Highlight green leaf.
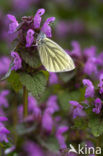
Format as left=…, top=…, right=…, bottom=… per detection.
left=88, top=116, right=103, bottom=137
left=8, top=71, right=22, bottom=92
left=58, top=91, right=70, bottom=112
left=74, top=118, right=87, bottom=130
left=37, top=136, right=59, bottom=153
left=58, top=90, right=82, bottom=112
left=19, top=72, right=48, bottom=99
left=15, top=43, right=41, bottom=68
left=58, top=71, right=76, bottom=83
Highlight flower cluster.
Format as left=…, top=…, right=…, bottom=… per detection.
left=11, top=51, right=22, bottom=71
left=0, top=56, right=10, bottom=76
left=0, top=117, right=10, bottom=143
left=69, top=101, right=86, bottom=119
left=68, top=41, right=103, bottom=78
left=6, top=8, right=55, bottom=72
left=7, top=8, right=55, bottom=42
left=42, top=95, right=59, bottom=132
left=1, top=6, right=103, bottom=156
left=18, top=94, right=69, bottom=153
left=69, top=73, right=103, bottom=119
left=18, top=95, right=41, bottom=122
left=0, top=90, right=10, bottom=142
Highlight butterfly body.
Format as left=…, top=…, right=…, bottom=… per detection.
left=37, top=32, right=75, bottom=72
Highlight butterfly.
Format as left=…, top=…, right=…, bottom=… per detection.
left=36, top=32, right=75, bottom=72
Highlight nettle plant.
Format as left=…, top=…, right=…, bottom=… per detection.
left=5, top=9, right=56, bottom=117
left=1, top=8, right=103, bottom=156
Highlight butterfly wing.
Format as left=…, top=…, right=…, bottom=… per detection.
left=38, top=37, right=75, bottom=72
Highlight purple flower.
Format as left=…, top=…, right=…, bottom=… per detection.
left=73, top=107, right=86, bottom=119
left=24, top=141, right=44, bottom=156
left=7, top=14, right=19, bottom=34
left=56, top=126, right=68, bottom=149
left=84, top=57, right=98, bottom=76
left=42, top=95, right=59, bottom=132
left=70, top=41, right=81, bottom=58
left=28, top=96, right=41, bottom=118
left=11, top=51, right=22, bottom=71
left=41, top=17, right=55, bottom=37
left=26, top=29, right=35, bottom=47
left=42, top=108, right=53, bottom=133
left=69, top=101, right=83, bottom=109
left=82, top=79, right=94, bottom=98
left=0, top=90, right=9, bottom=108
left=68, top=153, right=77, bottom=156
left=0, top=123, right=10, bottom=143
left=98, top=74, right=103, bottom=94
left=13, top=0, right=33, bottom=12
left=49, top=73, right=58, bottom=85
left=0, top=57, right=10, bottom=75
left=0, top=116, right=8, bottom=122
left=34, top=8, right=45, bottom=29
left=47, top=95, right=59, bottom=113
left=93, top=98, right=102, bottom=114
left=1, top=90, right=10, bottom=96
left=85, top=141, right=95, bottom=156
left=96, top=52, right=103, bottom=66
left=18, top=96, right=41, bottom=121
left=56, top=21, right=69, bottom=38
left=69, top=101, right=86, bottom=119
left=83, top=46, right=96, bottom=58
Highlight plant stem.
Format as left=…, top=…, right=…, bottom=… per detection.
left=23, top=86, right=28, bottom=118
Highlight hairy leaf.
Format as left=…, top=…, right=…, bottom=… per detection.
left=88, top=116, right=103, bottom=137
left=37, top=136, right=59, bottom=153
left=74, top=118, right=87, bottom=130
left=58, top=90, right=81, bottom=112
left=8, top=71, right=22, bottom=92
left=19, top=72, right=48, bottom=99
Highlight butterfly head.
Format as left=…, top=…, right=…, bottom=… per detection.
left=36, top=32, right=46, bottom=45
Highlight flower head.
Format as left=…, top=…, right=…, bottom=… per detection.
left=49, top=73, right=58, bottom=85
left=73, top=107, right=86, bottom=119
left=42, top=109, right=53, bottom=133
left=24, top=141, right=44, bottom=156
left=28, top=96, right=41, bottom=118
left=41, top=17, right=55, bottom=37
left=82, top=79, right=94, bottom=98
left=0, top=57, right=10, bottom=75
left=70, top=41, right=81, bottom=58
left=69, top=101, right=86, bottom=119
left=11, top=51, right=22, bottom=71
left=56, top=126, right=68, bottom=149
left=7, top=14, right=19, bottom=34
left=84, top=58, right=97, bottom=76
left=83, top=46, right=96, bottom=58
left=26, top=29, right=35, bottom=47
left=0, top=90, right=9, bottom=108
left=34, top=8, right=45, bottom=29
left=93, top=98, right=102, bottom=114
left=0, top=116, right=8, bottom=122
left=0, top=123, right=10, bottom=143
left=47, top=95, right=59, bottom=113
left=98, top=74, right=103, bottom=94
left=69, top=101, right=83, bottom=109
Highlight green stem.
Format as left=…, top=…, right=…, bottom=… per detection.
left=23, top=86, right=28, bottom=118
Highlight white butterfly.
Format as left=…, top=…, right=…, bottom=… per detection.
left=36, top=32, right=75, bottom=73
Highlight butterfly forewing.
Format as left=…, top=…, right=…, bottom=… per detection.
left=38, top=37, right=75, bottom=72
